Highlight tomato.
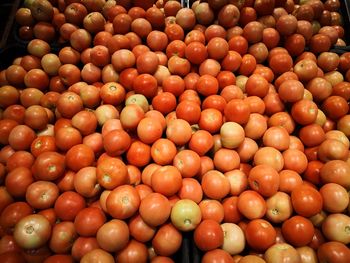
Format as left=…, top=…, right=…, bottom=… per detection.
left=25, top=181, right=59, bottom=209
left=248, top=164, right=280, bottom=197
left=54, top=191, right=86, bottom=221
left=151, top=165, right=182, bottom=197
left=317, top=241, right=350, bottom=263
left=115, top=239, right=148, bottom=263
left=137, top=117, right=163, bottom=145
left=129, top=214, right=156, bottom=242
left=188, top=130, right=214, bottom=156
left=291, top=184, right=323, bottom=217
left=197, top=200, right=223, bottom=225
left=320, top=183, right=349, bottom=213
left=266, top=191, right=293, bottom=224
left=281, top=216, right=315, bottom=247
left=13, top=214, right=51, bottom=250
left=151, top=138, right=177, bottom=165
left=322, top=213, right=350, bottom=244
left=245, top=219, right=276, bottom=251
left=202, top=249, right=234, bottom=263
left=30, top=135, right=56, bottom=158
left=224, top=99, right=251, bottom=125
left=8, top=125, right=36, bottom=151
left=237, top=190, right=266, bottom=220
left=222, top=197, right=243, bottom=224
left=106, top=185, right=140, bottom=219
left=152, top=223, right=182, bottom=256
left=49, top=221, right=77, bottom=254
left=245, top=74, right=270, bottom=98
left=283, top=149, right=308, bottom=174
left=65, top=144, right=95, bottom=172
left=74, top=207, right=106, bottom=237
left=74, top=166, right=101, bottom=198
left=139, top=192, right=171, bottom=227
left=322, top=95, right=349, bottom=120
left=213, top=149, right=239, bottom=173
left=254, top=147, right=284, bottom=172
left=102, top=129, right=131, bottom=157
left=201, top=170, right=230, bottom=200
left=96, top=219, right=129, bottom=252
left=0, top=202, right=33, bottom=234
left=32, top=151, right=65, bottom=181
left=5, top=167, right=33, bottom=198
left=194, top=219, right=224, bottom=251
left=265, top=243, right=301, bottom=263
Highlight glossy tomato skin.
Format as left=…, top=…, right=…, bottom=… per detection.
left=281, top=215, right=315, bottom=247
left=317, top=241, right=350, bottom=263
left=291, top=184, right=323, bottom=217
left=106, top=185, right=140, bottom=219
left=54, top=191, right=86, bottom=221
left=245, top=219, right=276, bottom=252
left=32, top=152, right=66, bottom=181
left=74, top=207, right=106, bottom=237
left=194, top=219, right=224, bottom=251
left=201, top=249, right=233, bottom=263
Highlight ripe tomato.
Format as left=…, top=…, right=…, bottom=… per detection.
left=139, top=192, right=171, bottom=227
left=129, top=214, right=156, bottom=242
left=201, top=170, right=230, bottom=200
left=151, top=165, right=182, bottom=197
left=248, top=164, right=280, bottom=197
left=152, top=223, right=182, bottom=256
left=291, top=184, right=323, bottom=217
left=106, top=185, right=140, bottom=219
left=245, top=219, right=276, bottom=251
left=237, top=190, right=266, bottom=220
left=96, top=157, right=128, bottom=190
left=54, top=191, right=86, bottom=221
left=74, top=207, right=106, bottom=237
left=281, top=215, right=315, bottom=247
left=32, top=151, right=65, bottom=181
left=194, top=219, right=224, bottom=251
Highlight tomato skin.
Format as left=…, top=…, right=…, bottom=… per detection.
left=54, top=191, right=86, bottom=221
left=139, top=192, right=171, bottom=227
left=151, top=165, right=182, bottom=197
left=194, top=219, right=224, bottom=251
left=96, top=157, right=128, bottom=190
left=0, top=202, right=33, bottom=234
left=13, top=214, right=52, bottom=250
left=291, top=184, right=323, bottom=217
left=49, top=221, right=77, bottom=254
left=106, top=185, right=140, bottom=220
left=281, top=215, right=315, bottom=247
left=317, top=241, right=350, bottom=263
left=201, top=249, right=233, bottom=263
left=237, top=190, right=267, bottom=220
left=248, top=164, right=280, bottom=197
left=65, top=144, right=95, bottom=172
left=245, top=219, right=276, bottom=252
left=152, top=223, right=182, bottom=257
left=74, top=207, right=106, bottom=237
left=31, top=151, right=65, bottom=181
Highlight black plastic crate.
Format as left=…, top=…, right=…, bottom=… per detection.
left=0, top=0, right=21, bottom=50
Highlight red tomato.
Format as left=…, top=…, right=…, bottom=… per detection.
left=106, top=185, right=140, bottom=219
left=74, top=207, right=106, bottom=237
left=194, top=219, right=224, bottom=251
left=281, top=215, right=315, bottom=247
left=245, top=219, right=276, bottom=251
left=291, top=184, right=323, bottom=217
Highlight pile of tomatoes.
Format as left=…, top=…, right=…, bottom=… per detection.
left=0, top=0, right=350, bottom=262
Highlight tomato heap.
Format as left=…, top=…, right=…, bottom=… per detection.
left=0, top=0, right=350, bottom=262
